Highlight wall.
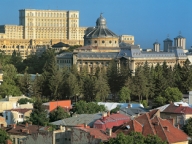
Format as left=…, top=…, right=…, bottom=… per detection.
left=171, top=141, right=188, bottom=144
left=23, top=132, right=53, bottom=144
left=71, top=128, right=101, bottom=144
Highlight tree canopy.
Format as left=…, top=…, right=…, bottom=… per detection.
left=49, top=106, right=70, bottom=122
left=73, top=100, right=106, bottom=114
left=106, top=132, right=167, bottom=144
left=0, top=128, right=11, bottom=144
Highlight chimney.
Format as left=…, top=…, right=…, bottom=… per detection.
left=84, top=123, right=87, bottom=128
left=13, top=124, right=16, bottom=129
left=107, top=111, right=110, bottom=117
left=25, top=123, right=28, bottom=128
left=106, top=128, right=112, bottom=136
left=177, top=124, right=180, bottom=129
left=179, top=104, right=182, bottom=107
left=102, top=112, right=107, bottom=120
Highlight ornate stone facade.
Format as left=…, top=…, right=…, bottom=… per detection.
left=0, top=9, right=87, bottom=59
left=57, top=14, right=188, bottom=73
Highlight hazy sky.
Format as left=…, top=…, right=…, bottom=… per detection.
left=1, top=0, right=192, bottom=49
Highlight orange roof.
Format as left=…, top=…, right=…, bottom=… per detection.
left=113, top=110, right=189, bottom=143
left=49, top=100, right=71, bottom=112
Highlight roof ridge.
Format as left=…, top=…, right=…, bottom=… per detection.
left=146, top=113, right=156, bottom=135
left=157, top=117, right=169, bottom=142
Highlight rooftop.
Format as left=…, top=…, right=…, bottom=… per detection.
left=113, top=109, right=189, bottom=143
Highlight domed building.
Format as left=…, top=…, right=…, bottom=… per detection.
left=84, top=14, right=119, bottom=47
left=57, top=14, right=188, bottom=73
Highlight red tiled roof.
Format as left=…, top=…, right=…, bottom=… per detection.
left=76, top=127, right=116, bottom=141
left=113, top=109, right=189, bottom=143
left=6, top=124, right=41, bottom=135
left=94, top=113, right=130, bottom=130
left=11, top=108, right=32, bottom=114
left=163, top=103, right=192, bottom=114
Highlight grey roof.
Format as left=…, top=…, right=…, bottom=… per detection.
left=117, top=45, right=187, bottom=59
left=56, top=52, right=73, bottom=59
left=163, top=38, right=173, bottom=42
left=175, top=35, right=185, bottom=39
left=51, top=113, right=102, bottom=127
left=173, top=47, right=187, bottom=57
left=52, top=42, right=69, bottom=47
left=84, top=14, right=118, bottom=38
left=77, top=52, right=119, bottom=59
left=153, top=41, right=160, bottom=45
left=119, top=107, right=148, bottom=117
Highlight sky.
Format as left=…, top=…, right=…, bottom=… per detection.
left=1, top=0, right=192, bottom=49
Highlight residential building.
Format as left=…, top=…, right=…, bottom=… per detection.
left=57, top=14, right=187, bottom=73
left=0, top=9, right=87, bottom=59
left=42, top=100, right=71, bottom=112
left=156, top=102, right=190, bottom=112
left=113, top=109, right=189, bottom=144
left=23, top=125, right=116, bottom=144
left=93, top=112, right=130, bottom=130
left=160, top=103, right=192, bottom=127
left=0, top=116, right=7, bottom=127
left=6, top=123, right=42, bottom=144
left=71, top=126, right=116, bottom=144
left=3, top=108, right=32, bottom=125
left=0, top=95, right=30, bottom=113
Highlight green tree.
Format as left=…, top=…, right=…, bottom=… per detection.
left=94, top=75, right=110, bottom=101
left=131, top=66, right=147, bottom=102
left=17, top=72, right=31, bottom=96
left=153, top=63, right=167, bottom=97
left=29, top=99, right=49, bottom=126
left=154, top=95, right=167, bottom=107
left=0, top=128, right=11, bottom=144
left=106, top=132, right=166, bottom=144
left=143, top=61, right=155, bottom=103
left=73, top=100, right=105, bottom=114
left=118, top=86, right=131, bottom=103
left=162, top=87, right=182, bottom=103
left=144, top=134, right=167, bottom=144
left=49, top=106, right=70, bottom=122
left=17, top=98, right=34, bottom=104
left=183, top=117, right=192, bottom=137
left=107, top=60, right=120, bottom=98
left=41, top=49, right=58, bottom=98
left=65, top=73, right=79, bottom=101
left=10, top=50, right=24, bottom=73
left=31, top=74, right=43, bottom=98
left=179, top=59, right=192, bottom=93
left=0, top=64, right=21, bottom=97
left=83, top=75, right=96, bottom=102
